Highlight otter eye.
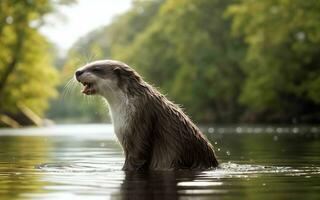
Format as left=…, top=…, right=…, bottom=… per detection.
left=92, top=67, right=102, bottom=73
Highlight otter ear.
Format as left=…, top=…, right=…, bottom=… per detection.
left=113, top=67, right=121, bottom=76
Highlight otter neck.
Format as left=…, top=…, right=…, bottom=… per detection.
left=101, top=88, right=128, bottom=107
left=101, top=88, right=133, bottom=144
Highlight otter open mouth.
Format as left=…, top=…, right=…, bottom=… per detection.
left=81, top=82, right=96, bottom=95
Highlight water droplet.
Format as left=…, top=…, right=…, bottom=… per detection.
left=236, top=127, right=242, bottom=133
left=292, top=127, right=299, bottom=134
left=208, top=127, right=214, bottom=134
left=273, top=135, right=278, bottom=141
left=217, top=148, right=220, bottom=152
left=226, top=151, right=230, bottom=156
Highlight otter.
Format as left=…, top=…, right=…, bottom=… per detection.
left=75, top=60, right=218, bottom=170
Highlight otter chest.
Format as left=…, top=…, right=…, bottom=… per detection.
left=109, top=102, right=134, bottom=144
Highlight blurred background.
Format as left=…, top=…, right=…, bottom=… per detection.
left=1, top=0, right=320, bottom=127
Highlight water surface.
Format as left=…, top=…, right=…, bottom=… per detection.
left=0, top=124, right=319, bottom=200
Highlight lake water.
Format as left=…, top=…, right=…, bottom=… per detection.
left=0, top=124, right=319, bottom=200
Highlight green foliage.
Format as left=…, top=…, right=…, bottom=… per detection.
left=1, top=30, right=58, bottom=115
left=114, top=0, right=246, bottom=122
left=48, top=0, right=165, bottom=123
left=46, top=28, right=110, bottom=123
left=0, top=0, right=75, bottom=117
left=227, top=0, right=320, bottom=121
left=50, top=0, right=320, bottom=123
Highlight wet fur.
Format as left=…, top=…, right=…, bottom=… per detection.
left=76, top=60, right=218, bottom=170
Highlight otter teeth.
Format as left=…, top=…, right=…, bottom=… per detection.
left=81, top=82, right=95, bottom=94
left=82, top=82, right=91, bottom=87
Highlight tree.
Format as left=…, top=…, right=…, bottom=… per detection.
left=47, top=0, right=164, bottom=123
left=0, top=0, right=75, bottom=118
left=54, top=0, right=320, bottom=123
left=117, top=0, right=245, bottom=123
left=227, top=0, right=320, bottom=122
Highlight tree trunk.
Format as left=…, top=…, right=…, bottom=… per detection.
left=0, top=25, right=26, bottom=110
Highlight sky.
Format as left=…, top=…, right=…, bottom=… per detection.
left=40, top=0, right=132, bottom=54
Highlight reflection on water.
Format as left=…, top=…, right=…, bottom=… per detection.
left=0, top=124, right=319, bottom=200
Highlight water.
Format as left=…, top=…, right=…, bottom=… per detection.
left=0, top=124, right=319, bottom=200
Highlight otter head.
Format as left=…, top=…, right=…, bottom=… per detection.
left=75, top=60, right=143, bottom=98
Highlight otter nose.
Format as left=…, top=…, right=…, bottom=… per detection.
left=75, top=70, right=84, bottom=77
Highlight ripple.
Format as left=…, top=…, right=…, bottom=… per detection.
left=201, top=162, right=320, bottom=178
left=35, top=161, right=122, bottom=172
